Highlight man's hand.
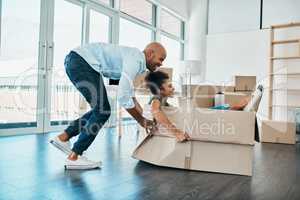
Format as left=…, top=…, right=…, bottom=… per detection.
left=141, top=119, right=157, bottom=135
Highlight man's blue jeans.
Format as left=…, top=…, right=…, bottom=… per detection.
left=64, top=51, right=111, bottom=155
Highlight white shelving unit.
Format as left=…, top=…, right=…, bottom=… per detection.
left=268, top=22, right=300, bottom=122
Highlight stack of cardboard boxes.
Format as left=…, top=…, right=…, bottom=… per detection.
left=179, top=75, right=257, bottom=109
left=231, top=76, right=296, bottom=144
left=132, top=75, right=258, bottom=176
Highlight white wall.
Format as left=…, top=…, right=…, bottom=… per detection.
left=263, top=0, right=300, bottom=28
left=207, top=0, right=300, bottom=33
left=206, top=30, right=270, bottom=118
left=208, top=0, right=261, bottom=34
left=206, top=30, right=269, bottom=84
left=185, top=0, right=300, bottom=122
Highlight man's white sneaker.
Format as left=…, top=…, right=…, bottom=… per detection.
left=64, top=157, right=102, bottom=170
left=50, top=136, right=72, bottom=155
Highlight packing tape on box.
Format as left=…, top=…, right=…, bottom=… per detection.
left=184, top=141, right=193, bottom=169
left=184, top=156, right=191, bottom=169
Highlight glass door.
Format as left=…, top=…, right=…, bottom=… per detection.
left=0, top=0, right=44, bottom=135
left=46, top=0, right=113, bottom=132
left=46, top=0, right=84, bottom=131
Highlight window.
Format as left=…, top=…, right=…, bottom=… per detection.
left=161, top=9, right=182, bottom=38
left=89, top=9, right=110, bottom=43
left=0, top=0, right=41, bottom=127
left=120, top=0, right=153, bottom=24
left=119, top=18, right=152, bottom=50
left=159, top=8, right=185, bottom=81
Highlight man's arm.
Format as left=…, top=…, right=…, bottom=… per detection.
left=117, top=49, right=155, bottom=131
left=126, top=97, right=155, bottom=129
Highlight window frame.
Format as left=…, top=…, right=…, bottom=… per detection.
left=115, top=0, right=186, bottom=59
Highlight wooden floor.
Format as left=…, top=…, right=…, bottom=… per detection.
left=0, top=123, right=300, bottom=200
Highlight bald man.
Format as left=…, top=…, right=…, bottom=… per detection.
left=50, top=42, right=167, bottom=170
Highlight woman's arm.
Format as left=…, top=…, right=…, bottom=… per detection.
left=151, top=99, right=178, bottom=131
left=151, top=99, right=190, bottom=141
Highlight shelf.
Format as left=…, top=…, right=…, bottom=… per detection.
left=270, top=88, right=300, bottom=93
left=269, top=22, right=300, bottom=119
left=271, top=22, right=300, bottom=29
left=272, top=39, right=300, bottom=45
left=271, top=105, right=300, bottom=108
left=272, top=88, right=300, bottom=91
left=271, top=56, right=300, bottom=60
left=271, top=73, right=300, bottom=76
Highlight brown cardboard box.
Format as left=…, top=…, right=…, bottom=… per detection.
left=132, top=106, right=256, bottom=176
left=182, top=85, right=235, bottom=96
left=160, top=106, right=256, bottom=145
left=178, top=96, right=215, bottom=108
left=234, top=76, right=256, bottom=91
left=261, top=120, right=296, bottom=144
left=132, top=136, right=253, bottom=176
left=224, top=86, right=235, bottom=92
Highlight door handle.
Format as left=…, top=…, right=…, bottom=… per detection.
left=38, top=41, right=47, bottom=73
left=46, top=42, right=54, bottom=72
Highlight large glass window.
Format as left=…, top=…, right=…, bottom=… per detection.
left=161, top=9, right=182, bottom=38
left=119, top=18, right=152, bottom=50
left=0, top=0, right=187, bottom=133
left=89, top=9, right=110, bottom=43
left=120, top=0, right=153, bottom=24
left=0, top=0, right=40, bottom=128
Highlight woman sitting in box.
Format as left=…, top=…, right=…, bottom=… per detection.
left=144, top=71, right=190, bottom=142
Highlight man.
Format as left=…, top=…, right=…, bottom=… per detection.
left=50, top=42, right=167, bottom=170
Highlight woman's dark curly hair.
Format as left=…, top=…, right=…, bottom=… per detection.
left=144, top=71, right=169, bottom=95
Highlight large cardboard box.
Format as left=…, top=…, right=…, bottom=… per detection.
left=132, top=106, right=256, bottom=176
left=133, top=136, right=253, bottom=176
left=261, top=120, right=296, bottom=144
left=159, top=107, right=256, bottom=144
left=234, top=76, right=256, bottom=91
